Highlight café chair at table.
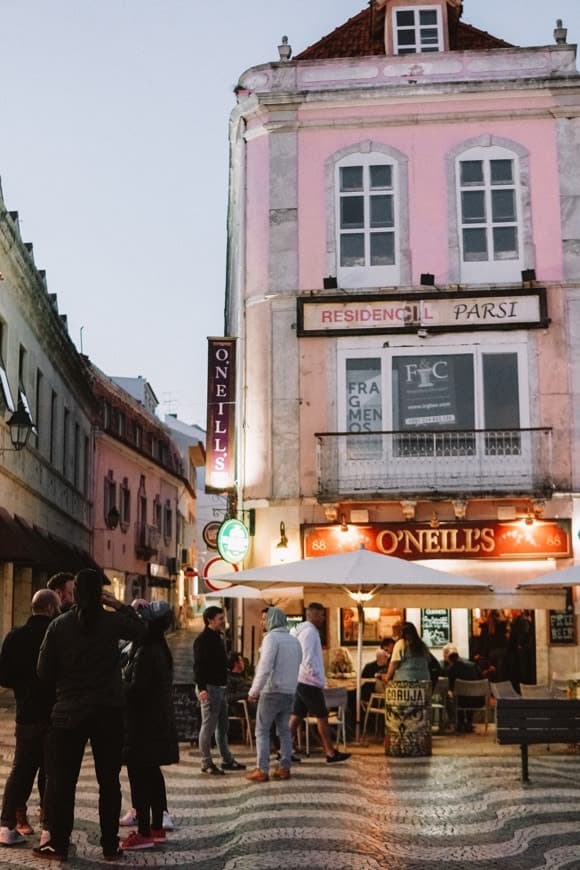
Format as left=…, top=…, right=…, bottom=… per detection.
left=432, top=676, right=450, bottom=731
left=520, top=683, right=552, bottom=699
left=454, top=678, right=491, bottom=732
left=300, top=687, right=347, bottom=756
left=552, top=671, right=580, bottom=699
left=228, top=699, right=253, bottom=750
left=362, top=690, right=385, bottom=739
left=490, top=681, right=521, bottom=700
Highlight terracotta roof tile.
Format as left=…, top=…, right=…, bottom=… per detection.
left=295, top=6, right=513, bottom=61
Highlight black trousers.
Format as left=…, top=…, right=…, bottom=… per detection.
left=128, top=766, right=167, bottom=815
left=47, top=708, right=123, bottom=854
left=126, top=764, right=166, bottom=836
left=0, top=723, right=49, bottom=828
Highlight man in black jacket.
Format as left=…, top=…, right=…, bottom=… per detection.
left=0, top=589, right=60, bottom=847
left=34, top=569, right=146, bottom=862
left=193, top=606, right=246, bottom=776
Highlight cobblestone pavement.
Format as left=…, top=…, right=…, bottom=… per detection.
left=0, top=631, right=579, bottom=869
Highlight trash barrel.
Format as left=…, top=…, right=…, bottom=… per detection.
left=384, top=680, right=432, bottom=757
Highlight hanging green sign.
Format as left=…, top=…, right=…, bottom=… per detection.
left=217, top=519, right=250, bottom=564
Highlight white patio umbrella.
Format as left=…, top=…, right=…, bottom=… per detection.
left=517, top=564, right=580, bottom=588
left=205, top=584, right=304, bottom=600
left=212, top=547, right=492, bottom=740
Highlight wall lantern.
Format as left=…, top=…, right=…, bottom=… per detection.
left=3, top=399, right=34, bottom=452
left=276, top=521, right=289, bottom=550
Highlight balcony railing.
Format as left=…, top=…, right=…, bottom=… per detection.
left=316, top=428, right=553, bottom=499
left=135, top=523, right=160, bottom=559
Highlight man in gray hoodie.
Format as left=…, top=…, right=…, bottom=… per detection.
left=246, top=608, right=302, bottom=783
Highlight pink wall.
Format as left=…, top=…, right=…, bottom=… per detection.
left=297, top=115, right=562, bottom=288
left=245, top=135, right=270, bottom=296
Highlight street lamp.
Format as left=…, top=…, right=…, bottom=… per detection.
left=2, top=399, right=34, bottom=452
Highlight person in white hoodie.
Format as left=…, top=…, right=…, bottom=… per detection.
left=246, top=608, right=302, bottom=783
left=290, top=603, right=351, bottom=764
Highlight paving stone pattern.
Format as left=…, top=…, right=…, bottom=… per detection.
left=0, top=631, right=579, bottom=869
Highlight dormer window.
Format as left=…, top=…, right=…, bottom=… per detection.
left=393, top=6, right=443, bottom=55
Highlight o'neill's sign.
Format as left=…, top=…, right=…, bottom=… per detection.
left=205, top=338, right=236, bottom=492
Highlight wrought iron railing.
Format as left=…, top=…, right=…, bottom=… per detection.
left=315, top=428, right=553, bottom=499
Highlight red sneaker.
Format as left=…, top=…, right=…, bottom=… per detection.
left=119, top=831, right=155, bottom=850
left=150, top=829, right=166, bottom=843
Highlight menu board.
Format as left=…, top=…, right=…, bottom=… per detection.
left=548, top=611, right=577, bottom=645
left=421, top=609, right=452, bottom=648
left=172, top=683, right=200, bottom=743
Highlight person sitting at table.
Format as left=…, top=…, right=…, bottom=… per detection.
left=447, top=651, right=483, bottom=733
left=361, top=646, right=392, bottom=702
left=327, top=648, right=356, bottom=679
left=383, top=622, right=430, bottom=683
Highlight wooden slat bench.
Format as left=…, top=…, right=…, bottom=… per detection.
left=496, top=698, right=580, bottom=783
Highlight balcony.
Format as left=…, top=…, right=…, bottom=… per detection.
left=135, top=523, right=161, bottom=560
left=316, top=428, right=553, bottom=500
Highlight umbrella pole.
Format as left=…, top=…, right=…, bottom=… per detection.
left=355, top=603, right=364, bottom=744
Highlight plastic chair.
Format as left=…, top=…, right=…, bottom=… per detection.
left=454, top=678, right=491, bottom=732
left=431, top=676, right=450, bottom=731
left=228, top=699, right=253, bottom=750
left=520, top=683, right=552, bottom=699
left=303, top=687, right=347, bottom=755
left=362, top=691, right=385, bottom=739
left=490, top=681, right=521, bottom=700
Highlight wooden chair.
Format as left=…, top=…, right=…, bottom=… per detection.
left=490, top=681, right=521, bottom=700
left=454, top=678, right=491, bottom=732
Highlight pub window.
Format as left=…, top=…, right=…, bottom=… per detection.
left=336, top=153, right=400, bottom=288
left=456, top=145, right=523, bottom=282
left=393, top=6, right=443, bottom=55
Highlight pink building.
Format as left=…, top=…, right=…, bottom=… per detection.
left=89, top=364, right=196, bottom=607
left=225, top=2, right=580, bottom=680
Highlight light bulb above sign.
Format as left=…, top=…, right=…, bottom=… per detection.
left=217, top=519, right=250, bottom=564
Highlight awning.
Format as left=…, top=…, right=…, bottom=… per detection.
left=0, top=509, right=100, bottom=574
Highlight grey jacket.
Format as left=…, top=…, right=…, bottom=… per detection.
left=249, top=607, right=302, bottom=697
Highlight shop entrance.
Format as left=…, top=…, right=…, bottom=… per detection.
left=469, top=609, right=536, bottom=690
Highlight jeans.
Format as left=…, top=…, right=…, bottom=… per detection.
left=197, top=685, right=234, bottom=769
left=255, top=693, right=294, bottom=774
left=47, top=708, right=123, bottom=855
left=0, top=723, right=49, bottom=829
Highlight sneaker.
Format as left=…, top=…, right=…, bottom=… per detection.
left=245, top=768, right=269, bottom=783
left=0, top=827, right=27, bottom=846
left=271, top=767, right=291, bottom=780
left=40, top=830, right=51, bottom=847
left=15, top=809, right=33, bottom=835
left=119, top=808, right=137, bottom=826
left=201, top=763, right=225, bottom=776
left=103, top=847, right=123, bottom=861
left=221, top=759, right=246, bottom=771
left=119, top=831, right=155, bottom=851
left=162, top=810, right=174, bottom=831
left=32, top=840, right=69, bottom=860
left=150, top=828, right=166, bottom=843
left=276, top=751, right=302, bottom=764
left=326, top=750, right=351, bottom=764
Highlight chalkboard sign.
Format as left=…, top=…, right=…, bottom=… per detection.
left=172, top=683, right=199, bottom=743
left=549, top=611, right=577, bottom=645
left=421, top=609, right=452, bottom=648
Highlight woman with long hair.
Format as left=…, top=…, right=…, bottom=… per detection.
left=384, top=621, right=430, bottom=683
left=120, top=600, right=179, bottom=851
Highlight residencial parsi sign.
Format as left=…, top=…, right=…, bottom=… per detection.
left=297, top=289, right=547, bottom=336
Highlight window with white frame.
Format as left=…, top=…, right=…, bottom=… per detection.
left=457, top=147, right=522, bottom=282
left=337, top=154, right=399, bottom=288
left=393, top=6, right=443, bottom=55
left=339, top=345, right=527, bottom=457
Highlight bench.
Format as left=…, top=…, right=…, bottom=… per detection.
left=496, top=698, right=580, bottom=783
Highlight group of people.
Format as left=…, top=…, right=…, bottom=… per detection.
left=193, top=602, right=351, bottom=783
left=0, top=569, right=179, bottom=861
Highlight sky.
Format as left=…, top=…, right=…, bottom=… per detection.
left=0, top=0, right=578, bottom=427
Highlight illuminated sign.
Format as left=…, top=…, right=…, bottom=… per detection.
left=303, top=520, right=571, bottom=561
left=205, top=338, right=236, bottom=492
left=297, top=289, right=547, bottom=337
left=217, top=519, right=250, bottom=564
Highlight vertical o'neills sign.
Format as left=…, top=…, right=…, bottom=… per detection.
left=205, top=338, right=236, bottom=492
